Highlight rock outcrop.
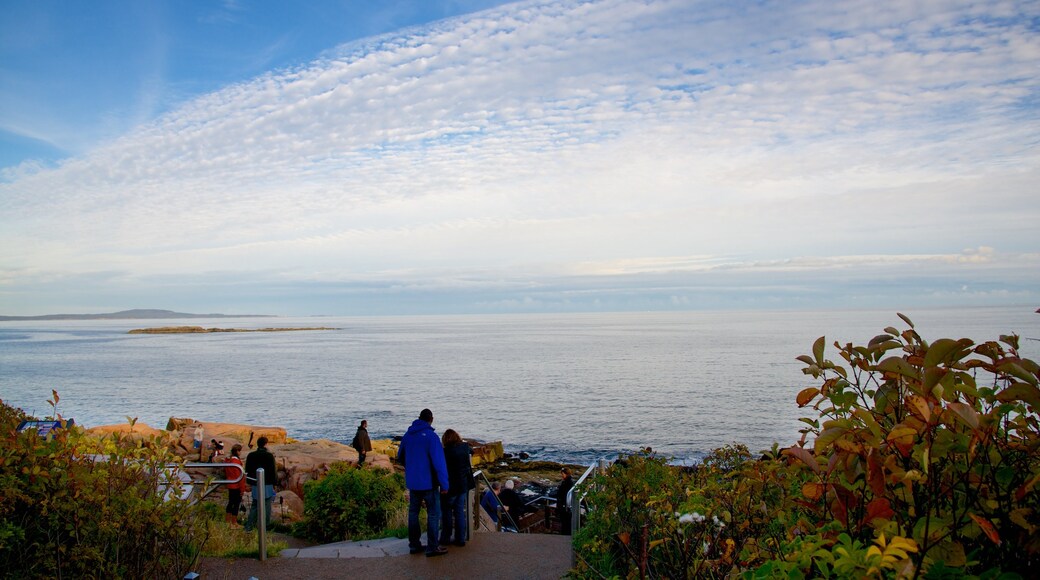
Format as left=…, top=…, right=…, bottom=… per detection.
left=81, top=416, right=512, bottom=522
left=165, top=418, right=288, bottom=459
left=274, top=490, right=305, bottom=522
left=472, top=440, right=505, bottom=465
left=84, top=421, right=169, bottom=441
left=272, top=438, right=392, bottom=497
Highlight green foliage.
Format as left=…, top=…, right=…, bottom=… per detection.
left=573, top=451, right=691, bottom=577
left=0, top=398, right=207, bottom=579
left=300, top=462, right=407, bottom=543
left=791, top=315, right=1040, bottom=576
left=573, top=446, right=801, bottom=578
left=572, top=318, right=1040, bottom=579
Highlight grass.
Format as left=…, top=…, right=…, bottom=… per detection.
left=200, top=519, right=289, bottom=558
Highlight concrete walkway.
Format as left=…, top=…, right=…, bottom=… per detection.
left=195, top=532, right=573, bottom=579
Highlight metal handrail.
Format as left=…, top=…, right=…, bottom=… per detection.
left=181, top=461, right=245, bottom=485
left=567, top=459, right=609, bottom=534
left=472, top=469, right=521, bottom=531
left=165, top=462, right=244, bottom=504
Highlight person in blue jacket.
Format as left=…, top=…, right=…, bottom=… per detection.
left=398, top=408, right=451, bottom=557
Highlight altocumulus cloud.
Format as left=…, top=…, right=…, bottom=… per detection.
left=1, top=0, right=1038, bottom=315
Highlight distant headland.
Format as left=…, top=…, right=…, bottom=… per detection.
left=128, top=326, right=337, bottom=334
left=0, top=309, right=275, bottom=322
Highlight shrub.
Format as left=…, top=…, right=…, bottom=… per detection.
left=300, top=462, right=407, bottom=542
left=0, top=397, right=207, bottom=579
left=573, top=447, right=808, bottom=579
left=573, top=451, right=689, bottom=577
left=788, top=314, right=1040, bottom=576
left=572, top=317, right=1040, bottom=579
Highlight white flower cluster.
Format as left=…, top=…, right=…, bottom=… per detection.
left=675, top=511, right=725, bottom=528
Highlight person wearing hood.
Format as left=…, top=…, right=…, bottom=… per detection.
left=397, top=408, right=450, bottom=557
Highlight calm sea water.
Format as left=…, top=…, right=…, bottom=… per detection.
left=1, top=307, right=1037, bottom=464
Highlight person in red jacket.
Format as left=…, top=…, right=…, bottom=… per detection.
left=224, top=444, right=246, bottom=527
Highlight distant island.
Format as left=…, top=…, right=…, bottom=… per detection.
left=0, top=309, right=275, bottom=322
left=128, top=326, right=337, bottom=334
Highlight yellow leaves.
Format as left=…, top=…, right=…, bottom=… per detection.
left=833, top=533, right=919, bottom=579
left=906, top=395, right=932, bottom=423
left=802, top=482, right=827, bottom=501
left=723, top=538, right=735, bottom=563
left=833, top=438, right=863, bottom=454
left=886, top=424, right=917, bottom=457
left=869, top=534, right=918, bottom=568
left=903, top=470, right=925, bottom=483
left=796, top=387, right=820, bottom=407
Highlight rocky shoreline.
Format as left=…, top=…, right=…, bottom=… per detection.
left=84, top=417, right=582, bottom=523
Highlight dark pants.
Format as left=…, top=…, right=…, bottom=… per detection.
left=408, top=488, right=441, bottom=553
left=225, top=488, right=242, bottom=515
left=558, top=508, right=572, bottom=535
left=357, top=452, right=366, bottom=465
left=440, top=492, right=467, bottom=544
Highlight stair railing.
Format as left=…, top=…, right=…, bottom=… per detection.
left=472, top=469, right=521, bottom=531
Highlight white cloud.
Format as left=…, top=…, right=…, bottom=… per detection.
left=1, top=0, right=1038, bottom=314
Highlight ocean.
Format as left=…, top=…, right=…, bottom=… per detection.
left=1, top=306, right=1037, bottom=465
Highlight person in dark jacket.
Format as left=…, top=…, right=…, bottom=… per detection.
left=555, top=467, right=574, bottom=535
left=439, top=429, right=475, bottom=547
left=351, top=420, right=373, bottom=466
left=398, top=408, right=450, bottom=557
left=244, top=436, right=277, bottom=532
left=499, top=479, right=528, bottom=523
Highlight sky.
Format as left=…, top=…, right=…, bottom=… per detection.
left=1, top=0, right=1038, bottom=317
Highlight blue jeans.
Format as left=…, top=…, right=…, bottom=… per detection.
left=440, top=492, right=467, bottom=544
left=408, top=488, right=442, bottom=552
left=245, top=484, right=274, bottom=532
